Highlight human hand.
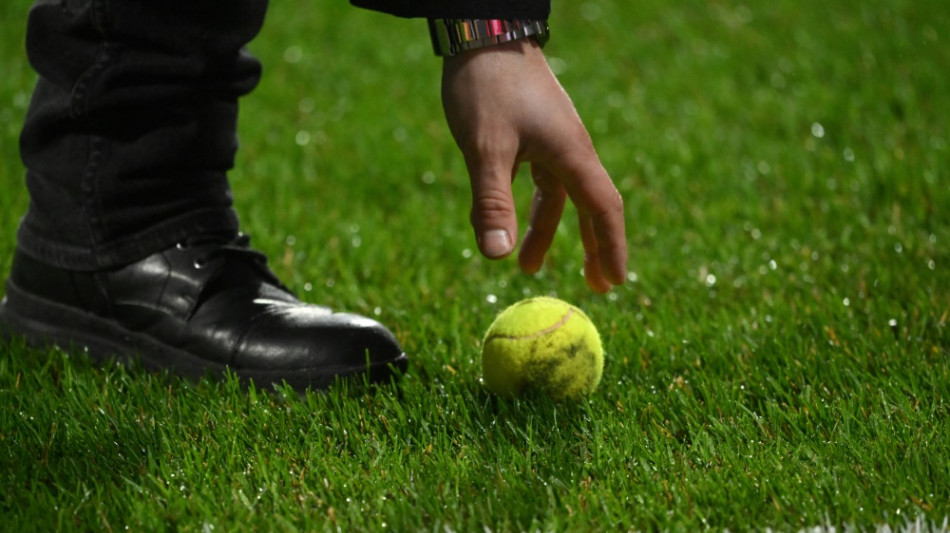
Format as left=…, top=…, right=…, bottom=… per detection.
left=440, top=39, right=627, bottom=293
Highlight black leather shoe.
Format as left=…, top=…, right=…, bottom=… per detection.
left=0, top=233, right=407, bottom=390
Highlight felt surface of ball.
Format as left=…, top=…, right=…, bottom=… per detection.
left=481, top=297, right=604, bottom=399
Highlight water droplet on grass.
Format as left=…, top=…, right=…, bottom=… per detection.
left=580, top=2, right=602, bottom=20
left=298, top=97, right=315, bottom=113
left=283, top=45, right=303, bottom=63
left=392, top=127, right=407, bottom=143
left=546, top=56, right=568, bottom=75
left=607, top=92, right=625, bottom=107
left=770, top=72, right=786, bottom=88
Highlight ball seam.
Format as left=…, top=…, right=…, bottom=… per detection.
left=484, top=308, right=575, bottom=342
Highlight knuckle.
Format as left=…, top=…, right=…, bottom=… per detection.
left=470, top=189, right=514, bottom=223
left=586, top=189, right=624, bottom=220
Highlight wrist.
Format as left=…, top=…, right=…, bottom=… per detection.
left=428, top=18, right=549, bottom=57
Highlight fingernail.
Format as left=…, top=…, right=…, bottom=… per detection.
left=481, top=229, right=513, bottom=258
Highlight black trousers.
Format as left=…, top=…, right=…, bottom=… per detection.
left=16, top=0, right=550, bottom=271
left=18, top=0, right=269, bottom=271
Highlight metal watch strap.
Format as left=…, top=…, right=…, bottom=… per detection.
left=428, top=18, right=550, bottom=57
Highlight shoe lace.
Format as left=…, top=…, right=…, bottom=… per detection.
left=177, top=232, right=289, bottom=292
left=176, top=230, right=271, bottom=271
left=181, top=232, right=262, bottom=268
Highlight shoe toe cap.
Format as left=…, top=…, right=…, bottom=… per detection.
left=233, top=304, right=406, bottom=376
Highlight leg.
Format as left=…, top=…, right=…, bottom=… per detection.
left=2, top=0, right=407, bottom=390
left=18, top=0, right=265, bottom=269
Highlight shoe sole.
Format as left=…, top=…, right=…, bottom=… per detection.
left=0, top=280, right=408, bottom=391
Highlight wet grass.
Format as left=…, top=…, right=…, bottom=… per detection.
left=1, top=0, right=948, bottom=530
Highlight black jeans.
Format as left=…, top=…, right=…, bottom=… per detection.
left=18, top=0, right=269, bottom=271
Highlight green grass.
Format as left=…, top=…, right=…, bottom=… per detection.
left=1, top=0, right=948, bottom=530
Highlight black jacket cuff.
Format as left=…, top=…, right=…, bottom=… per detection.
left=350, top=0, right=550, bottom=20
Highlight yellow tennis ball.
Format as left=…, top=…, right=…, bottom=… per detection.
left=481, top=297, right=604, bottom=400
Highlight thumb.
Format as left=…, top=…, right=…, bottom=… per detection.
left=468, top=160, right=519, bottom=259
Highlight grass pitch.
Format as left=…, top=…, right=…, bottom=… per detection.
left=1, top=0, right=948, bottom=530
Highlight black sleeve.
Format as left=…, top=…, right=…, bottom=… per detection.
left=349, top=0, right=550, bottom=19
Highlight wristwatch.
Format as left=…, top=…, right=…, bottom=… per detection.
left=428, top=18, right=550, bottom=57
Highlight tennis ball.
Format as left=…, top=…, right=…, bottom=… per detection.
left=481, top=297, right=604, bottom=400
